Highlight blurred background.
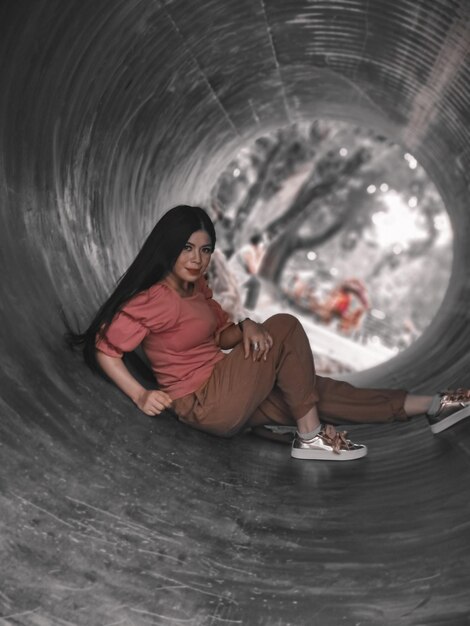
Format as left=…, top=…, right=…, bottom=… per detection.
left=207, top=120, right=452, bottom=374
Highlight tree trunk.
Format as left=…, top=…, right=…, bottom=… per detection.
left=260, top=178, right=370, bottom=284
left=266, top=147, right=370, bottom=238
left=232, top=138, right=285, bottom=246
left=260, top=215, right=303, bottom=283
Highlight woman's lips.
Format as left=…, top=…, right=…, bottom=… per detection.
left=186, top=268, right=200, bottom=276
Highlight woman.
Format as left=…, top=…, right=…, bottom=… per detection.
left=68, top=205, right=470, bottom=461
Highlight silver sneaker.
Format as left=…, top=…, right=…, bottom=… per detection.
left=291, top=429, right=367, bottom=461
left=427, top=389, right=470, bottom=434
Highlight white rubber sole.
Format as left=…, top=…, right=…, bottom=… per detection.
left=291, top=445, right=368, bottom=461
left=430, top=405, right=470, bottom=434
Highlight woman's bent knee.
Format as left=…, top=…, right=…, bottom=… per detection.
left=263, top=313, right=300, bottom=334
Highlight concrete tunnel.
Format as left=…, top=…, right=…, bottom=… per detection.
left=1, top=0, right=470, bottom=624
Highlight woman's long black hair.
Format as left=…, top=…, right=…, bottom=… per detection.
left=66, top=205, right=216, bottom=372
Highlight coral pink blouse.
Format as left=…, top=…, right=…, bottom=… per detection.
left=96, top=278, right=233, bottom=399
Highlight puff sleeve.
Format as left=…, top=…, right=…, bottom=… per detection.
left=95, top=286, right=174, bottom=357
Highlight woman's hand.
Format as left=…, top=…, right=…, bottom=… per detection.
left=241, top=319, right=274, bottom=362
left=95, top=351, right=173, bottom=417
left=136, top=389, right=173, bottom=416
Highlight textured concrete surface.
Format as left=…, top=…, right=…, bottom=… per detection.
left=1, top=1, right=470, bottom=624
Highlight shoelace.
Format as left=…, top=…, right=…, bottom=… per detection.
left=321, top=429, right=351, bottom=454
left=443, top=388, right=470, bottom=403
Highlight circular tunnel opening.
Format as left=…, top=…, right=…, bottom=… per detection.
left=208, top=120, right=453, bottom=376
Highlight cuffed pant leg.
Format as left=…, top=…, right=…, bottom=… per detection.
left=247, top=379, right=408, bottom=427
left=315, top=376, right=408, bottom=424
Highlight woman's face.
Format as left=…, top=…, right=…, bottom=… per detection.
left=168, top=230, right=213, bottom=288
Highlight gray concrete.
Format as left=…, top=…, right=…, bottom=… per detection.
left=1, top=1, right=470, bottom=624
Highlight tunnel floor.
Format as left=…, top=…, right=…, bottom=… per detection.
left=2, top=384, right=470, bottom=625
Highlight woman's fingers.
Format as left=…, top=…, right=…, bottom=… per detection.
left=254, top=341, right=269, bottom=361
left=156, top=392, right=173, bottom=413
left=249, top=332, right=274, bottom=361
left=250, top=339, right=259, bottom=362
left=241, top=322, right=274, bottom=361
left=141, top=390, right=173, bottom=415
left=262, top=333, right=273, bottom=360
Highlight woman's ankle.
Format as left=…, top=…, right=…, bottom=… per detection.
left=403, top=394, right=433, bottom=416
left=297, top=424, right=322, bottom=440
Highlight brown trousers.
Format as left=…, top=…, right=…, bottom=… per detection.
left=173, top=314, right=408, bottom=437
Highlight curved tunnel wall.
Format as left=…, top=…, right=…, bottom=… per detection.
left=1, top=1, right=470, bottom=624
left=2, top=0, right=470, bottom=393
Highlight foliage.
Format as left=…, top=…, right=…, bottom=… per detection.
left=209, top=120, right=452, bottom=348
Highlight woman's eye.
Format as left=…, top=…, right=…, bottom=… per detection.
left=202, top=248, right=212, bottom=254
left=184, top=244, right=192, bottom=251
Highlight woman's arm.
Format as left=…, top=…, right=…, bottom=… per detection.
left=218, top=318, right=273, bottom=361
left=217, top=322, right=243, bottom=350
left=96, top=350, right=173, bottom=416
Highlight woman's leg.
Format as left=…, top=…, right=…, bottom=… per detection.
left=173, top=314, right=319, bottom=437
left=174, top=313, right=470, bottom=458
left=248, top=370, right=411, bottom=427
left=314, top=381, right=470, bottom=434
left=173, top=314, right=367, bottom=459
left=313, top=377, right=409, bottom=424
left=174, top=313, right=417, bottom=432
left=404, top=395, right=433, bottom=416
